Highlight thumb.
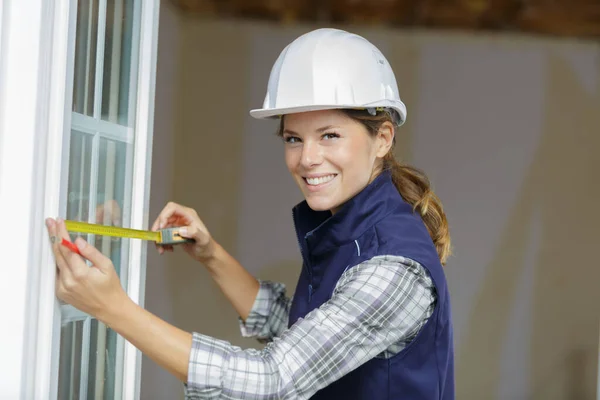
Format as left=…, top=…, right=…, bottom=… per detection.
left=75, top=238, right=112, bottom=272
left=179, top=225, right=208, bottom=244
left=178, top=225, right=198, bottom=240
left=179, top=225, right=212, bottom=248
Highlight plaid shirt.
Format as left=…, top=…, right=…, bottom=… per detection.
left=185, top=255, right=436, bottom=399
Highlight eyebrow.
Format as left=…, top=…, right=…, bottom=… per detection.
left=283, top=125, right=339, bottom=136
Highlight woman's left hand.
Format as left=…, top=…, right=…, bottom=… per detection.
left=46, top=218, right=128, bottom=321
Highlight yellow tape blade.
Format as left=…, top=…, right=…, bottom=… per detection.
left=64, top=220, right=161, bottom=242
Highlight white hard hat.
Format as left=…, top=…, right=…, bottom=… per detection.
left=250, top=28, right=407, bottom=126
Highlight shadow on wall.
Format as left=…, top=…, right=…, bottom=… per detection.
left=255, top=260, right=302, bottom=300
left=457, top=53, right=600, bottom=399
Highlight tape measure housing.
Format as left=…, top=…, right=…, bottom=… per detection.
left=159, top=227, right=194, bottom=245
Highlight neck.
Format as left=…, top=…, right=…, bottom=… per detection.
left=329, top=167, right=384, bottom=215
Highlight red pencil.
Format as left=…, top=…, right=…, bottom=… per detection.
left=61, top=238, right=82, bottom=255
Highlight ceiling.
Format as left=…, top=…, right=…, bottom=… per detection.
left=169, top=0, right=600, bottom=40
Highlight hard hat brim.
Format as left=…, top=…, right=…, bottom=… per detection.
left=250, top=102, right=406, bottom=126
left=250, top=104, right=359, bottom=119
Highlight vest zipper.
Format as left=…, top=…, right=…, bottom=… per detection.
left=292, top=210, right=313, bottom=302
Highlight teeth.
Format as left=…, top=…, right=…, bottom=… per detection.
left=306, top=175, right=335, bottom=185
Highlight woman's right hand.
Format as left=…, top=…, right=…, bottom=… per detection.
left=151, top=202, right=216, bottom=263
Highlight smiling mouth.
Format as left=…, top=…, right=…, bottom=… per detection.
left=304, top=174, right=337, bottom=186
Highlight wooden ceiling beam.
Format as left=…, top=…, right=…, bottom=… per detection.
left=477, top=0, right=525, bottom=28
left=517, top=6, right=600, bottom=37
left=327, top=0, right=420, bottom=25
left=168, top=0, right=600, bottom=39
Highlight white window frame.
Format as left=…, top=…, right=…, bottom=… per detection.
left=0, top=0, right=159, bottom=398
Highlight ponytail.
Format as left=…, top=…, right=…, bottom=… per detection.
left=383, top=153, right=452, bottom=265
left=341, top=109, right=452, bottom=265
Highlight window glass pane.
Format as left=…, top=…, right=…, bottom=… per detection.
left=86, top=319, right=119, bottom=399
left=94, top=138, right=129, bottom=279
left=101, top=0, right=136, bottom=126
left=57, top=320, right=85, bottom=400
left=66, top=130, right=94, bottom=224
left=72, top=0, right=99, bottom=116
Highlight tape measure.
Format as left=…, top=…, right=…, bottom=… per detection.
left=64, top=220, right=193, bottom=245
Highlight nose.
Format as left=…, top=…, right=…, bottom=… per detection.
left=300, top=141, right=323, bottom=168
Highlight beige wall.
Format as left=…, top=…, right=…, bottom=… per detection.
left=142, top=4, right=600, bottom=399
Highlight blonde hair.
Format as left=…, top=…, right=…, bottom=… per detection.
left=278, top=109, right=452, bottom=265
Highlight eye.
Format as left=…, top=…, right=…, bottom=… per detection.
left=283, top=135, right=301, bottom=144
left=323, top=132, right=340, bottom=140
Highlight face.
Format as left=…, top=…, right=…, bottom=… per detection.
left=282, top=110, right=394, bottom=214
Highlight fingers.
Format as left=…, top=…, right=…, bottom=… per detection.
left=96, top=200, right=122, bottom=226
left=151, top=201, right=195, bottom=231
left=151, top=204, right=174, bottom=254
left=73, top=237, right=113, bottom=273
left=46, top=218, right=74, bottom=282
left=55, top=220, right=89, bottom=279
left=156, top=243, right=173, bottom=254
left=154, top=241, right=173, bottom=255
left=46, top=219, right=67, bottom=264
left=112, top=201, right=122, bottom=226
left=152, top=202, right=196, bottom=255
left=151, top=203, right=172, bottom=231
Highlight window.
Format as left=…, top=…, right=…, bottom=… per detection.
left=57, top=1, right=140, bottom=398
left=0, top=0, right=159, bottom=398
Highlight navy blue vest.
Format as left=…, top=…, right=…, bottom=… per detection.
left=288, top=170, right=454, bottom=399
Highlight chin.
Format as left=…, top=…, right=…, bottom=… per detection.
left=305, top=197, right=338, bottom=213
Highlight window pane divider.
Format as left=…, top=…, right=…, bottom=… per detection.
left=93, top=0, right=107, bottom=119
left=72, top=112, right=134, bottom=143
left=108, top=0, right=124, bottom=122
left=60, top=304, right=90, bottom=324
left=87, top=132, right=100, bottom=254
left=83, top=1, right=94, bottom=113
left=79, top=317, right=91, bottom=399
left=68, top=325, right=77, bottom=397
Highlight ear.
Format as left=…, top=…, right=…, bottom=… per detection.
left=375, top=121, right=394, bottom=158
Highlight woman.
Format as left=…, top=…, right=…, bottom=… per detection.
left=46, top=28, right=454, bottom=399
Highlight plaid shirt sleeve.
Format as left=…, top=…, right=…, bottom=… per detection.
left=238, top=280, right=292, bottom=343
left=184, top=255, right=436, bottom=399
